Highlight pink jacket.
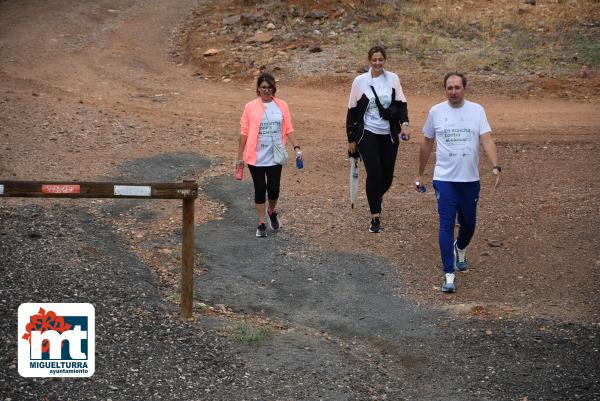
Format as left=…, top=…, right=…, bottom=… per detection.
left=240, top=97, right=294, bottom=165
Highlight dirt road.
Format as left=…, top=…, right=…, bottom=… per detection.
left=1, top=1, right=599, bottom=400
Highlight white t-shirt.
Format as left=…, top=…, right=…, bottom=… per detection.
left=255, top=101, right=283, bottom=167
left=364, top=75, right=392, bottom=135
left=422, top=100, right=491, bottom=182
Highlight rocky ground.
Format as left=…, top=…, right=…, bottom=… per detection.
left=1, top=176, right=599, bottom=400
left=1, top=0, right=599, bottom=400
left=176, top=0, right=600, bottom=99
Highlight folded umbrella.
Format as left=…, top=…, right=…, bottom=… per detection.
left=349, top=156, right=360, bottom=209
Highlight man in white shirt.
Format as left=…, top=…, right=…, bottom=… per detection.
left=416, top=72, right=502, bottom=293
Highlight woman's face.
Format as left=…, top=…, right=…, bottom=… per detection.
left=257, top=81, right=274, bottom=102
left=369, top=52, right=386, bottom=75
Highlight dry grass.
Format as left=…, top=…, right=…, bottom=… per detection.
left=220, top=322, right=273, bottom=344
left=342, top=0, right=599, bottom=75
left=180, top=0, right=599, bottom=97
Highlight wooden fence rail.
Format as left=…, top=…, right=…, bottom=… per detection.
left=0, top=179, right=198, bottom=319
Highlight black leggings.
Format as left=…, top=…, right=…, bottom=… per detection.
left=357, top=130, right=399, bottom=214
left=247, top=164, right=283, bottom=204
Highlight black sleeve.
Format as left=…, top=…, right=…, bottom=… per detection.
left=391, top=87, right=409, bottom=125
left=346, top=107, right=358, bottom=143
left=398, top=101, right=408, bottom=125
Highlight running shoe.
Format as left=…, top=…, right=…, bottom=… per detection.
left=368, top=218, right=381, bottom=233
left=256, top=223, right=267, bottom=237
left=442, top=273, right=456, bottom=293
left=267, top=208, right=280, bottom=230
left=454, top=241, right=468, bottom=272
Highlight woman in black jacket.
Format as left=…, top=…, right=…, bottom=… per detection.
left=346, top=46, right=410, bottom=233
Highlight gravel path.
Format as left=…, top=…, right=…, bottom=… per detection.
left=195, top=169, right=600, bottom=401
left=1, top=160, right=599, bottom=401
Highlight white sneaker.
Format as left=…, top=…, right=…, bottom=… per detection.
left=442, top=273, right=456, bottom=293
left=454, top=241, right=468, bottom=272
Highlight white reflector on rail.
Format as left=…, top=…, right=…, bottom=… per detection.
left=114, top=185, right=151, bottom=197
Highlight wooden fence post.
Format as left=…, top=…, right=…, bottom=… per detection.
left=181, top=180, right=195, bottom=319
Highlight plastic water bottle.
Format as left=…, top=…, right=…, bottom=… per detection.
left=295, top=152, right=303, bottom=169
left=235, top=163, right=244, bottom=180
left=415, top=181, right=427, bottom=193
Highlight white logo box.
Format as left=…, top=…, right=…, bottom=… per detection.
left=18, top=303, right=95, bottom=378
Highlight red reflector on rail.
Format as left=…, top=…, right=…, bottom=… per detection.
left=42, top=185, right=81, bottom=194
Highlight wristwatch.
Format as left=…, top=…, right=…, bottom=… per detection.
left=402, top=122, right=409, bottom=127
left=493, top=166, right=502, bottom=172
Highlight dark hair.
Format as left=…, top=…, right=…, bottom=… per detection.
left=256, top=73, right=277, bottom=96
left=444, top=72, right=467, bottom=88
left=368, top=46, right=387, bottom=61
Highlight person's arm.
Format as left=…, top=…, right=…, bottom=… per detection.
left=237, top=135, right=247, bottom=167
left=347, top=107, right=357, bottom=155
left=416, top=137, right=435, bottom=190
left=394, top=74, right=411, bottom=139
left=346, top=78, right=360, bottom=156
left=238, top=103, right=251, bottom=167
left=480, top=132, right=501, bottom=189
left=286, top=132, right=303, bottom=161
left=278, top=101, right=302, bottom=160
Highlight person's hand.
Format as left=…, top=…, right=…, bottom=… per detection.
left=236, top=159, right=245, bottom=168
left=415, top=175, right=424, bottom=192
left=401, top=125, right=411, bottom=141
left=348, top=142, right=358, bottom=158
left=492, top=167, right=502, bottom=189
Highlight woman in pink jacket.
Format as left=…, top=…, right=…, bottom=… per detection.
left=236, top=73, right=303, bottom=237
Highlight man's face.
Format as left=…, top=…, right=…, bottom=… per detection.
left=445, top=75, right=466, bottom=107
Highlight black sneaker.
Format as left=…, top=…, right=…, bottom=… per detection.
left=256, top=223, right=267, bottom=237
left=268, top=209, right=280, bottom=230
left=368, top=218, right=380, bottom=233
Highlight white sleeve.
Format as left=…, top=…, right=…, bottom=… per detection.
left=422, top=109, right=435, bottom=139
left=347, top=77, right=362, bottom=108
left=479, top=106, right=491, bottom=136
left=394, top=74, right=407, bottom=102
